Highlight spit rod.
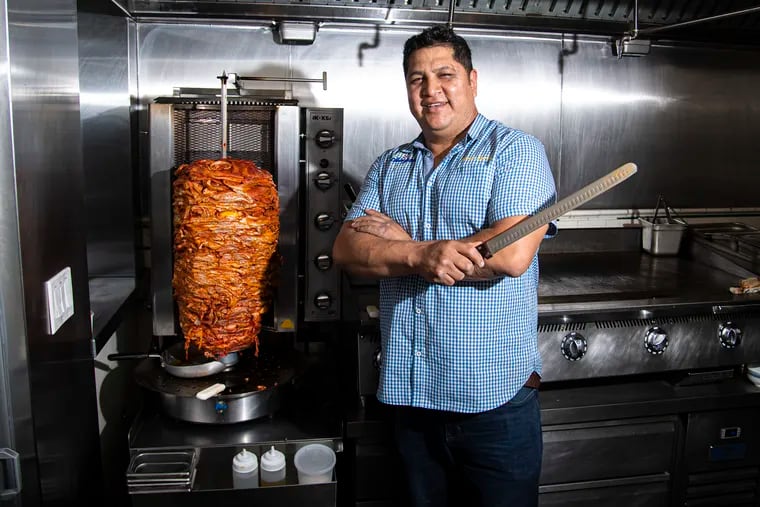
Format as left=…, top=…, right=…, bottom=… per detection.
left=218, top=71, right=228, bottom=159
left=447, top=0, right=456, bottom=28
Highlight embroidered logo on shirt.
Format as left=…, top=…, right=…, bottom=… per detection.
left=391, top=153, right=414, bottom=162
left=461, top=155, right=491, bottom=162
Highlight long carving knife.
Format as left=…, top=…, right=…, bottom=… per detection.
left=476, top=162, right=638, bottom=259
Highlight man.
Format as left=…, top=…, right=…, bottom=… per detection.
left=333, top=24, right=557, bottom=507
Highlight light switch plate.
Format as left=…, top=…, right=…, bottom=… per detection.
left=44, top=267, right=74, bottom=334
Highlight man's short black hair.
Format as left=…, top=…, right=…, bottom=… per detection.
left=403, top=25, right=473, bottom=76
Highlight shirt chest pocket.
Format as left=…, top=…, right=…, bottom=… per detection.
left=436, top=163, right=496, bottom=235
left=379, top=168, right=422, bottom=234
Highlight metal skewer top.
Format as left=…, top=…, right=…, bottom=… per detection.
left=218, top=71, right=229, bottom=159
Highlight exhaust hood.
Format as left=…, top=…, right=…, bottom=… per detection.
left=113, top=0, right=760, bottom=46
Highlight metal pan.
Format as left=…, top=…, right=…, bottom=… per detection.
left=108, top=341, right=239, bottom=378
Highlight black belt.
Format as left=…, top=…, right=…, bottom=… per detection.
left=524, top=371, right=541, bottom=389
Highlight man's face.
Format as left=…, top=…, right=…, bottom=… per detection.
left=405, top=44, right=478, bottom=142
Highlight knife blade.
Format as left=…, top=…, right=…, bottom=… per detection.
left=476, top=162, right=638, bottom=259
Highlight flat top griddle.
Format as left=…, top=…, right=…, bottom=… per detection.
left=537, top=251, right=760, bottom=316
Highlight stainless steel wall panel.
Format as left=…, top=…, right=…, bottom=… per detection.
left=467, top=32, right=562, bottom=167
left=78, top=10, right=136, bottom=279
left=560, top=38, right=760, bottom=208
left=9, top=0, right=92, bottom=357
left=121, top=0, right=760, bottom=47
left=287, top=27, right=563, bottom=191
left=5, top=0, right=103, bottom=502
left=137, top=23, right=291, bottom=98
left=137, top=25, right=563, bottom=197
left=137, top=22, right=760, bottom=220
left=0, top=3, right=39, bottom=504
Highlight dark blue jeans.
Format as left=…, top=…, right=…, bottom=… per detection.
left=394, top=386, right=542, bottom=507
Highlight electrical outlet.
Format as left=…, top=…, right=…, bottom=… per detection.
left=44, top=267, right=74, bottom=334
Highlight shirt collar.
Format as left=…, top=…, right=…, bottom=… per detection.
left=409, top=113, right=487, bottom=153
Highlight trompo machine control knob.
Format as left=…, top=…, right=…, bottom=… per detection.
left=314, top=254, right=333, bottom=271
left=314, top=292, right=332, bottom=310
left=314, top=171, right=334, bottom=190
left=314, top=212, right=336, bottom=231
left=315, top=129, right=336, bottom=148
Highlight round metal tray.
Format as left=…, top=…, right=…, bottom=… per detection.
left=134, top=349, right=298, bottom=424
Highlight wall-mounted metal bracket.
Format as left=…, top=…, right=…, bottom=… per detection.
left=230, top=72, right=328, bottom=91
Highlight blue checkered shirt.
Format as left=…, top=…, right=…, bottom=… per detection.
left=346, top=114, right=557, bottom=413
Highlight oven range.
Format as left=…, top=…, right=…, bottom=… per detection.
left=537, top=250, right=760, bottom=383
left=347, top=226, right=760, bottom=507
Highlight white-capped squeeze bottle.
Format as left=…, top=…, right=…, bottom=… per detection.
left=232, top=448, right=259, bottom=489
left=259, top=445, right=286, bottom=486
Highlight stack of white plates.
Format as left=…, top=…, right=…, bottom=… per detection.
left=746, top=364, right=760, bottom=388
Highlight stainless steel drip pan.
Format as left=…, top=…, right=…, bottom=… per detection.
left=127, top=449, right=198, bottom=493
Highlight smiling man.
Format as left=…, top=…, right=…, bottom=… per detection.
left=333, top=25, right=557, bottom=507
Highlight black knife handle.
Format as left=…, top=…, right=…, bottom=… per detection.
left=344, top=183, right=357, bottom=202
left=476, top=243, right=493, bottom=259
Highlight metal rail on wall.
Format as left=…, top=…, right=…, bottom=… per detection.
left=231, top=72, right=328, bottom=92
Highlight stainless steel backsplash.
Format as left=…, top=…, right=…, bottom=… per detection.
left=136, top=23, right=760, bottom=210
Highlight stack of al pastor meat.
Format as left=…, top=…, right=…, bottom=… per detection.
left=172, top=158, right=279, bottom=357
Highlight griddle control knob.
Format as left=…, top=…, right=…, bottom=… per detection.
left=644, top=326, right=669, bottom=355
left=314, top=292, right=332, bottom=310
left=718, top=322, right=743, bottom=348
left=315, top=129, right=336, bottom=149
left=560, top=332, right=587, bottom=361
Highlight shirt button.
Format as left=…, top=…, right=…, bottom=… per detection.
left=424, top=223, right=431, bottom=229
left=415, top=351, right=422, bottom=357
left=415, top=307, right=422, bottom=315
